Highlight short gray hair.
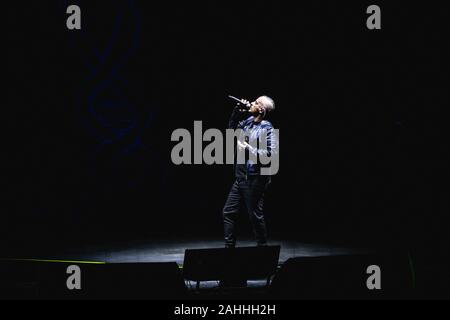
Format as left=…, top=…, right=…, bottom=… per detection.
left=261, top=96, right=275, bottom=112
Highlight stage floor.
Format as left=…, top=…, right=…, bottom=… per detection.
left=56, top=239, right=367, bottom=265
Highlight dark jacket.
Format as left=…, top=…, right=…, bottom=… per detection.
left=228, top=107, right=278, bottom=177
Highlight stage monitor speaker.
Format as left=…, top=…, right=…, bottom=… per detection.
left=183, top=246, right=280, bottom=282
left=269, top=253, right=414, bottom=299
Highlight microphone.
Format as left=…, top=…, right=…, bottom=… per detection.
left=228, top=95, right=251, bottom=109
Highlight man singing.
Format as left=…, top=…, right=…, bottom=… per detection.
left=223, top=96, right=278, bottom=248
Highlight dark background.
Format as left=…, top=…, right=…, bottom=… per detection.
left=5, top=1, right=450, bottom=257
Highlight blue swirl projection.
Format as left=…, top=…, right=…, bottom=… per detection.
left=61, top=0, right=163, bottom=188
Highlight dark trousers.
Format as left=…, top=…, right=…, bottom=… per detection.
left=223, top=176, right=270, bottom=247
